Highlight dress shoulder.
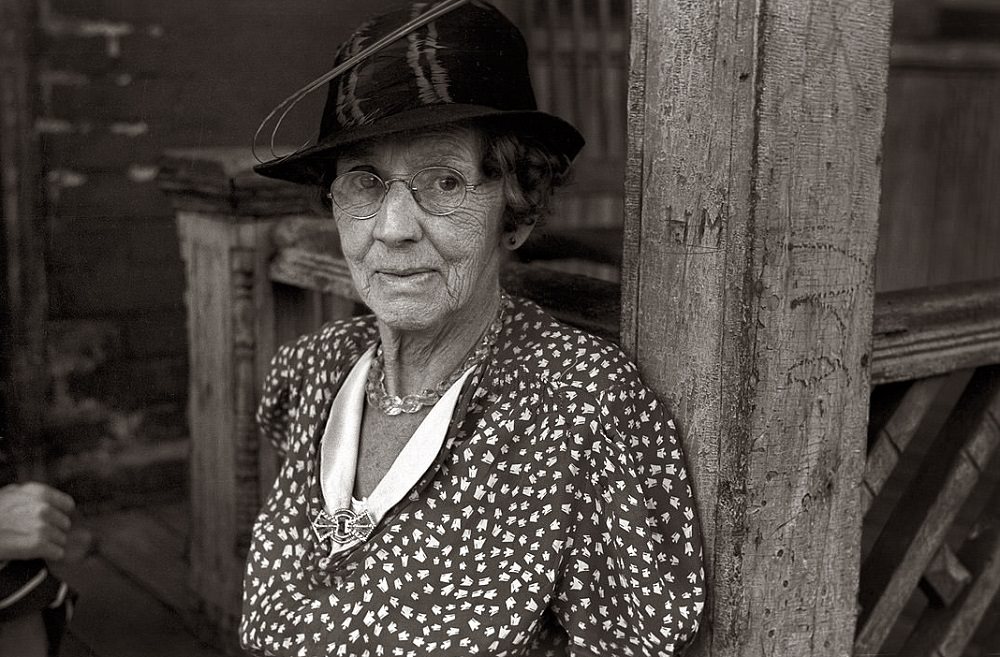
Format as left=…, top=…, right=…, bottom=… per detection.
left=501, top=296, right=644, bottom=400
left=256, top=315, right=378, bottom=457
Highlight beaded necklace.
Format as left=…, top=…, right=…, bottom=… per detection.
left=366, top=292, right=509, bottom=416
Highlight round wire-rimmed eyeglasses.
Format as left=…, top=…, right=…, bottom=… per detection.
left=327, top=166, right=481, bottom=219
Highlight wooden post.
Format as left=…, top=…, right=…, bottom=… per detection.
left=157, top=150, right=313, bottom=649
left=622, top=1, right=892, bottom=655
left=1, top=0, right=48, bottom=478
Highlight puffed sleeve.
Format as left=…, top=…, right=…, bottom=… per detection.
left=552, top=371, right=705, bottom=656
left=256, top=343, right=300, bottom=459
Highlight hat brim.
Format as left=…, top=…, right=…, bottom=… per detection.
left=253, top=104, right=585, bottom=186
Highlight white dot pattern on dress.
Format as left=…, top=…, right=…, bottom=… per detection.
left=241, top=296, right=705, bottom=656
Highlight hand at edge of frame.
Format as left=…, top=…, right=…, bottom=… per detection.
left=0, top=482, right=76, bottom=562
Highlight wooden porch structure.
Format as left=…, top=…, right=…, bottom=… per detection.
left=154, top=1, right=1000, bottom=656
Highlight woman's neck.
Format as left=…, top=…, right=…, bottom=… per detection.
left=377, top=291, right=501, bottom=396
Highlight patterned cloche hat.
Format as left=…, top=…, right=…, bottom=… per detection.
left=253, top=0, right=585, bottom=186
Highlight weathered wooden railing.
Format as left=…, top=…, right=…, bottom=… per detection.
left=858, top=280, right=1000, bottom=657
left=160, top=150, right=1000, bottom=656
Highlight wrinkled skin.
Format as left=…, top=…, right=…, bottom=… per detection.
left=333, top=125, right=533, bottom=394
left=0, top=482, right=74, bottom=562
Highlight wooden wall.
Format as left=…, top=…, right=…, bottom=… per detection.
left=877, top=48, right=1000, bottom=292
left=3, top=0, right=395, bottom=497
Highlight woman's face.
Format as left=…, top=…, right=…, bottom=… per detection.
left=333, top=126, right=512, bottom=332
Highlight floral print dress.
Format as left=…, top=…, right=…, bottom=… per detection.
left=241, top=296, right=705, bottom=657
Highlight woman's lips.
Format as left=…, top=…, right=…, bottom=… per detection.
left=375, top=269, right=436, bottom=286
left=380, top=268, right=434, bottom=276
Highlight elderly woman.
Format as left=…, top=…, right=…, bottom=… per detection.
left=241, top=2, right=704, bottom=656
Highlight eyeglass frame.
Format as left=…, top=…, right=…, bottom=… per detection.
left=325, top=165, right=483, bottom=220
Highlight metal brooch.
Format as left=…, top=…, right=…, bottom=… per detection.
left=310, top=507, right=376, bottom=550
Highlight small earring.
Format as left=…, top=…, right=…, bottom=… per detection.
left=508, top=236, right=518, bottom=245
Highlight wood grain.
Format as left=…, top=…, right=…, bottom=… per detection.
left=0, top=0, right=49, bottom=477
left=161, top=150, right=311, bottom=645
left=856, top=366, right=1000, bottom=654
left=622, top=0, right=892, bottom=655
left=870, top=278, right=1000, bottom=385
left=863, top=375, right=949, bottom=513
left=60, top=554, right=222, bottom=657
left=903, top=479, right=1000, bottom=657
left=922, top=544, right=974, bottom=608
left=877, top=65, right=1000, bottom=292
left=81, top=508, right=193, bottom=619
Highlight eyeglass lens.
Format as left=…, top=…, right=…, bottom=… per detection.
left=330, top=166, right=469, bottom=219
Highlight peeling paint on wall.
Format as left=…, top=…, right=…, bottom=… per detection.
left=46, top=169, right=88, bottom=188
left=35, top=117, right=93, bottom=134
left=127, top=164, right=159, bottom=183
left=39, top=69, right=89, bottom=86
left=109, top=121, right=149, bottom=137
left=38, top=70, right=90, bottom=111
left=39, top=0, right=135, bottom=58
left=35, top=117, right=73, bottom=134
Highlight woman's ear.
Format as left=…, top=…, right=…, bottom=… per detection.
left=502, top=221, right=535, bottom=251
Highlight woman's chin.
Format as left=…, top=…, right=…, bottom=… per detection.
left=365, top=290, right=446, bottom=332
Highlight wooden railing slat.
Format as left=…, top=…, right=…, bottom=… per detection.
left=922, top=544, right=974, bottom=608
left=856, top=365, right=1000, bottom=654
left=903, top=480, right=1000, bottom=657
left=269, top=247, right=358, bottom=301
left=862, top=374, right=950, bottom=513
left=891, top=41, right=1000, bottom=70
left=871, top=278, right=1000, bottom=385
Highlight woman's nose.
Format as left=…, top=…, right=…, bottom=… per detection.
left=372, top=181, right=422, bottom=244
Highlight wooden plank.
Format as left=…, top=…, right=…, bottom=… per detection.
left=928, top=76, right=1000, bottom=289
left=176, top=211, right=282, bottom=644
left=891, top=42, right=1000, bottom=70
left=622, top=0, right=891, bottom=655
left=968, top=593, right=1000, bottom=656
left=903, top=479, right=1000, bottom=657
left=922, top=544, right=974, bottom=608
left=158, top=149, right=313, bottom=216
left=871, top=278, right=1000, bottom=385
left=270, top=246, right=358, bottom=300
left=875, top=72, right=942, bottom=293
left=856, top=365, right=1000, bottom=654
left=595, top=0, right=615, bottom=157
left=145, top=500, right=191, bottom=538
left=877, top=69, right=1000, bottom=293
left=517, top=226, right=623, bottom=265
left=863, top=374, right=950, bottom=513
left=82, top=508, right=193, bottom=616
left=569, top=0, right=586, bottom=138
left=0, top=0, right=48, bottom=477
left=544, top=0, right=562, bottom=118
left=58, top=555, right=222, bottom=657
